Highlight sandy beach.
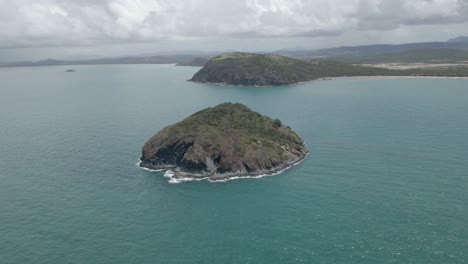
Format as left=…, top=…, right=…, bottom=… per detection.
left=329, top=75, right=468, bottom=80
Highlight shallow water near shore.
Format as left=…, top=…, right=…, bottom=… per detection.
left=1, top=64, right=468, bottom=263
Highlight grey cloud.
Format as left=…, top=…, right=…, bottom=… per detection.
left=0, top=0, right=468, bottom=50
left=291, top=30, right=346, bottom=38
left=355, top=0, right=468, bottom=30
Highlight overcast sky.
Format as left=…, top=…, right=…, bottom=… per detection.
left=1, top=0, right=467, bottom=61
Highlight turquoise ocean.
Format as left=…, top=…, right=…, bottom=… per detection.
left=1, top=64, right=467, bottom=263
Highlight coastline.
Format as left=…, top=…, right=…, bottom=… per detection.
left=138, top=149, right=309, bottom=184
left=190, top=75, right=468, bottom=87
left=328, top=75, right=468, bottom=80
left=295, top=75, right=468, bottom=87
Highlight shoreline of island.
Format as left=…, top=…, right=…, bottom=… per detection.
left=138, top=149, right=309, bottom=184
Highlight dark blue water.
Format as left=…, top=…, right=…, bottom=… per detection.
left=1, top=65, right=467, bottom=263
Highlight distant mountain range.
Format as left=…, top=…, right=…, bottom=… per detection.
left=2, top=37, right=468, bottom=67
left=335, top=48, right=468, bottom=64
left=0, top=54, right=217, bottom=68
left=276, top=39, right=468, bottom=58
left=448, top=36, right=468, bottom=43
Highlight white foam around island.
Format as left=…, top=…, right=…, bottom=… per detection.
left=137, top=151, right=309, bottom=184
left=207, top=153, right=309, bottom=183
left=136, top=160, right=164, bottom=172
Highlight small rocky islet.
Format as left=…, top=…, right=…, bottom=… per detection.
left=139, top=103, right=308, bottom=181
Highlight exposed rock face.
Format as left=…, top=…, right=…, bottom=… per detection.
left=140, top=103, right=308, bottom=181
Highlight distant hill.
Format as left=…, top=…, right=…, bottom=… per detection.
left=277, top=42, right=468, bottom=58
left=274, top=37, right=468, bottom=65
left=191, top=52, right=468, bottom=86
left=0, top=55, right=213, bottom=68
left=335, top=48, right=468, bottom=64
left=448, top=36, right=468, bottom=43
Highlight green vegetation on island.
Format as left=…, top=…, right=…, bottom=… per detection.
left=140, top=103, right=308, bottom=181
left=190, top=52, right=468, bottom=86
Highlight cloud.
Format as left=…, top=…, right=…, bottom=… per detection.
left=0, top=0, right=467, bottom=49
left=354, top=0, right=468, bottom=30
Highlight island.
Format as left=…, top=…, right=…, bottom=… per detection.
left=139, top=103, right=308, bottom=181
left=190, top=52, right=468, bottom=86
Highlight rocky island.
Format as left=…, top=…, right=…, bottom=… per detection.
left=191, top=53, right=314, bottom=85
left=189, top=52, right=394, bottom=86
left=139, top=103, right=308, bottom=181
left=190, top=52, right=468, bottom=86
